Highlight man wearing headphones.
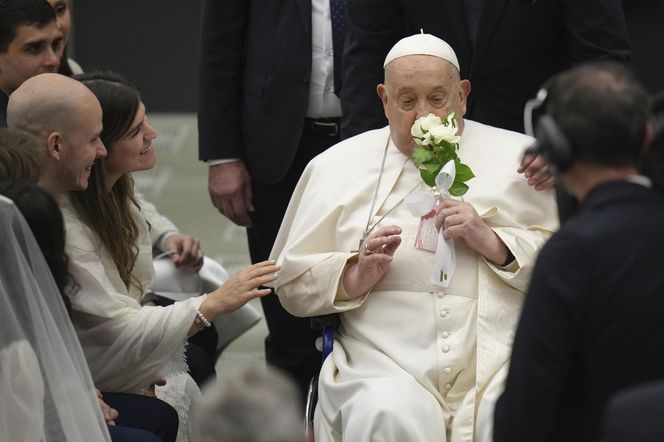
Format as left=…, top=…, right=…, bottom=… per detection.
left=493, top=62, right=664, bottom=441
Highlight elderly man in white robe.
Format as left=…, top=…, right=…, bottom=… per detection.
left=270, top=34, right=558, bottom=442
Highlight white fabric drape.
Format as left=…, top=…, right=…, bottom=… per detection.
left=0, top=195, right=110, bottom=441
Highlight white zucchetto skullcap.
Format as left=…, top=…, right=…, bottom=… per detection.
left=383, top=33, right=460, bottom=71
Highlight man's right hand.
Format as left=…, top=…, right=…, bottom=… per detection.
left=208, top=161, right=254, bottom=227
left=343, top=225, right=402, bottom=298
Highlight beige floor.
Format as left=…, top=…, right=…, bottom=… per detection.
left=134, top=113, right=267, bottom=372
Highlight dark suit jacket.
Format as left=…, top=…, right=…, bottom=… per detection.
left=622, top=0, right=664, bottom=93
left=601, top=379, right=664, bottom=442
left=197, top=0, right=313, bottom=184
left=341, top=0, right=630, bottom=137
left=493, top=181, right=664, bottom=442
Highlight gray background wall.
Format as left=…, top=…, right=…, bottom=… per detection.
left=72, top=0, right=203, bottom=112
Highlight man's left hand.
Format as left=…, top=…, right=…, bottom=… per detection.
left=162, top=234, right=204, bottom=273
left=518, top=152, right=555, bottom=191
left=434, top=199, right=509, bottom=266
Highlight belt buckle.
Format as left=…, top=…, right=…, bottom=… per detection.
left=312, top=120, right=339, bottom=137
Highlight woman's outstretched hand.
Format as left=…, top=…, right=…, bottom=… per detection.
left=205, top=260, right=280, bottom=317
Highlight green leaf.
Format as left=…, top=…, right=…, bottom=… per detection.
left=424, top=161, right=441, bottom=176
left=412, top=147, right=432, bottom=166
left=420, top=169, right=436, bottom=187
left=455, top=163, right=475, bottom=182
left=448, top=181, right=469, bottom=197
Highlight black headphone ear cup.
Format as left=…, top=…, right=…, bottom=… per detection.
left=535, top=115, right=574, bottom=173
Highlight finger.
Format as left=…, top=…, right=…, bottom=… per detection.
left=370, top=225, right=402, bottom=239
left=247, top=288, right=273, bottom=299
left=230, top=195, right=252, bottom=227
left=437, top=199, right=463, bottom=210
left=252, top=273, right=279, bottom=288
left=528, top=164, right=551, bottom=185
left=247, top=264, right=281, bottom=278
left=517, top=153, right=536, bottom=173
left=177, top=239, right=199, bottom=266
left=523, top=156, right=546, bottom=179
left=534, top=175, right=556, bottom=191
left=366, top=234, right=401, bottom=253
left=382, top=236, right=402, bottom=256
left=442, top=214, right=466, bottom=230
left=252, top=260, right=278, bottom=268
left=243, top=179, right=255, bottom=213
left=219, top=199, right=239, bottom=225
left=359, top=253, right=394, bottom=267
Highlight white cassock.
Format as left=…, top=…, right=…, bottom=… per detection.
left=271, top=121, right=558, bottom=442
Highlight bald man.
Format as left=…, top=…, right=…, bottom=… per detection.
left=271, top=34, right=557, bottom=441
left=7, top=72, right=106, bottom=195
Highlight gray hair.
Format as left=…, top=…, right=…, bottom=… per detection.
left=193, top=364, right=304, bottom=442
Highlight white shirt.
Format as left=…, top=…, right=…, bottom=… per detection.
left=307, top=0, right=342, bottom=119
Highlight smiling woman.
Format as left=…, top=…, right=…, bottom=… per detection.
left=60, top=71, right=278, bottom=440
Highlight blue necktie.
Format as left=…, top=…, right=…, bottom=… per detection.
left=330, top=0, right=346, bottom=96
left=463, top=0, right=483, bottom=47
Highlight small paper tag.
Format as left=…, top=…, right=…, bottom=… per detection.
left=414, top=210, right=439, bottom=252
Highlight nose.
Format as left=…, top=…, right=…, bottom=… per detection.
left=44, top=48, right=60, bottom=71
left=96, top=140, right=108, bottom=159
left=415, top=101, right=436, bottom=119
left=144, top=117, right=158, bottom=141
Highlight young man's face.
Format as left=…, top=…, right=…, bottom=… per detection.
left=0, top=22, right=62, bottom=95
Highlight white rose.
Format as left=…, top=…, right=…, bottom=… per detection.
left=429, top=123, right=461, bottom=145
left=411, top=113, right=442, bottom=138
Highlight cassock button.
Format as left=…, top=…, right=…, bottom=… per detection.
left=437, top=292, right=444, bottom=299
left=444, top=367, right=453, bottom=374
left=441, top=331, right=450, bottom=339
left=442, top=345, right=450, bottom=353
left=440, top=310, right=449, bottom=318
left=444, top=383, right=452, bottom=390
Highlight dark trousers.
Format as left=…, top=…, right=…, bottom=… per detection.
left=103, top=393, right=179, bottom=442
left=247, top=118, right=341, bottom=399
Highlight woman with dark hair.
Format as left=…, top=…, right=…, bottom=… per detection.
left=61, top=71, right=278, bottom=441
left=0, top=181, right=74, bottom=299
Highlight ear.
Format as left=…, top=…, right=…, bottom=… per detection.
left=642, top=122, right=655, bottom=156
left=45, top=131, right=64, bottom=160
left=458, top=80, right=471, bottom=117
left=377, top=83, right=388, bottom=115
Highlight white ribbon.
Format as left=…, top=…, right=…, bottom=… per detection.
left=405, top=160, right=457, bottom=287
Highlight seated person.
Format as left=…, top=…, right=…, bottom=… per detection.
left=640, top=92, right=664, bottom=193
left=6, top=72, right=280, bottom=440
left=601, top=379, right=664, bottom=442
left=193, top=364, right=304, bottom=442
left=0, top=180, right=179, bottom=442
left=0, top=128, right=45, bottom=181
left=493, top=62, right=664, bottom=442
left=270, top=34, right=557, bottom=441
left=0, top=188, right=110, bottom=441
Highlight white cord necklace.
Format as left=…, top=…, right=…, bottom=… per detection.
left=352, top=135, right=423, bottom=252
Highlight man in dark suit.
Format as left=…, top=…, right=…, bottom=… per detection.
left=622, top=0, right=664, bottom=94
left=341, top=0, right=631, bottom=138
left=198, top=0, right=345, bottom=397
left=493, top=61, right=664, bottom=442
left=601, top=380, right=664, bottom=442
